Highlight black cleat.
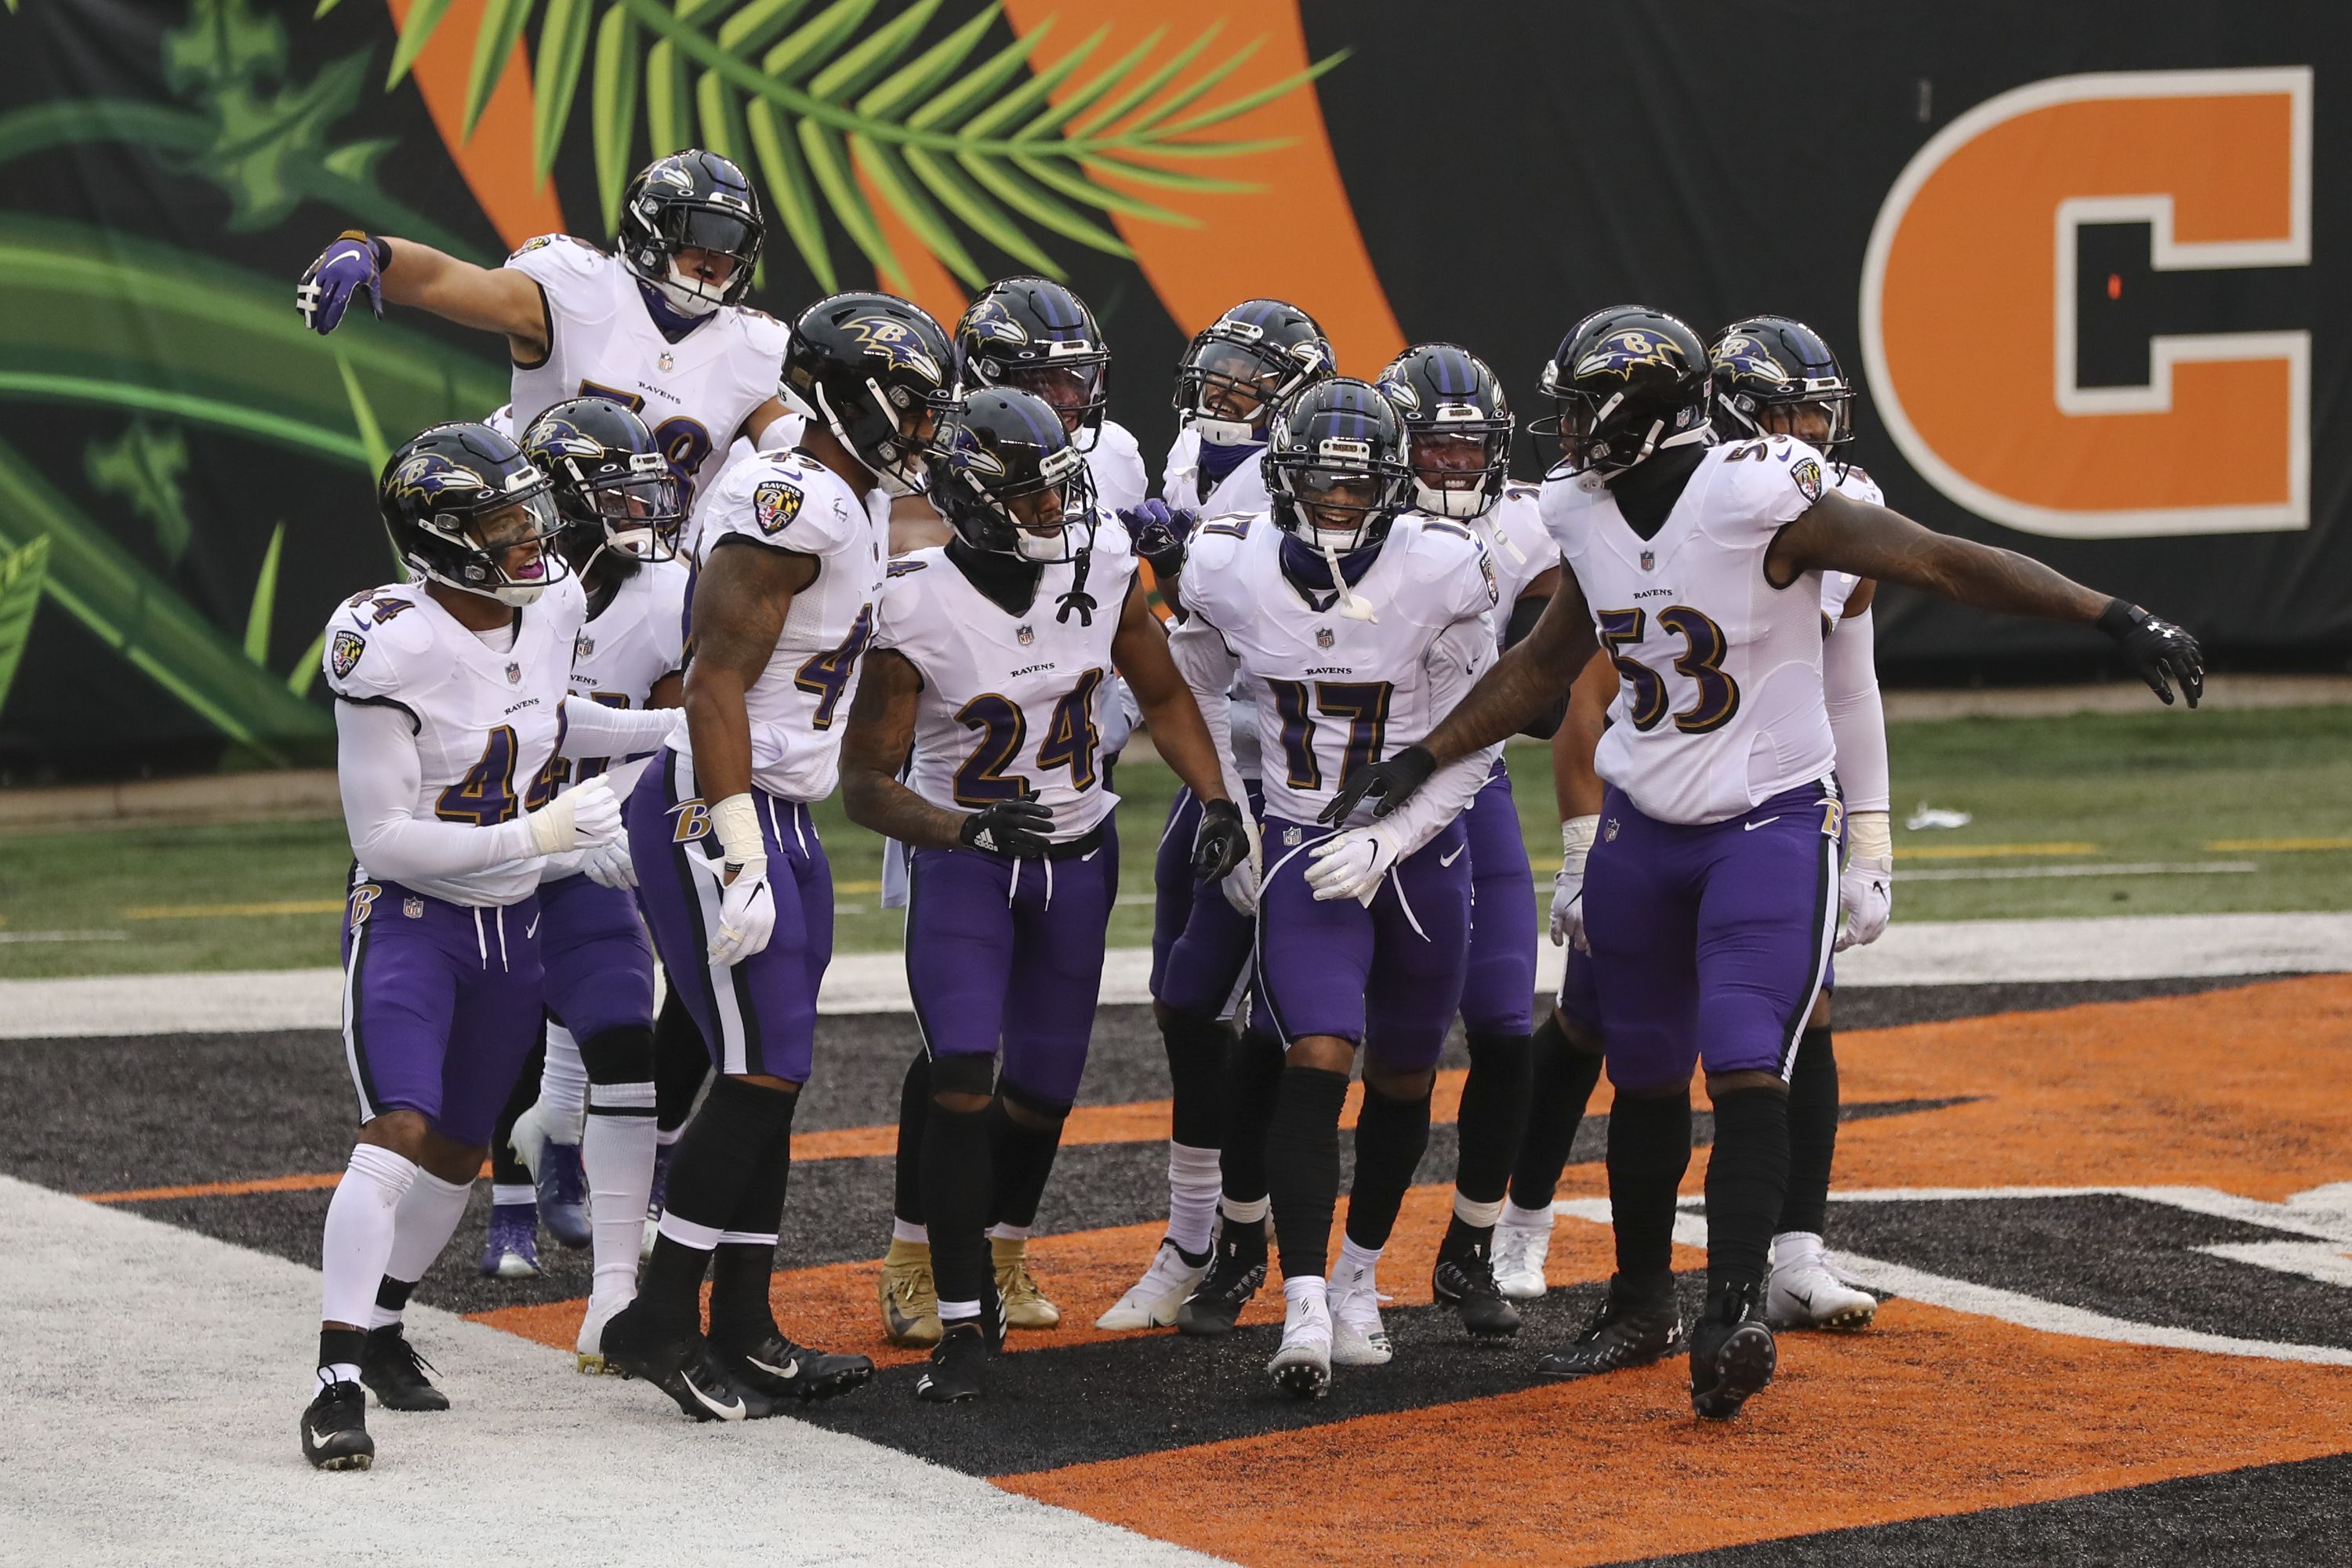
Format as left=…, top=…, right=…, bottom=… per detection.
left=359, top=1324, right=448, bottom=1411
left=1432, top=1240, right=1522, bottom=1341
left=1534, top=1272, right=1684, bottom=1378
left=300, top=1379, right=374, bottom=1471
left=598, top=1301, right=750, bottom=1423
left=1176, top=1220, right=1266, bottom=1338
left=715, top=1332, right=876, bottom=1405
left=1689, top=1283, right=1777, bottom=1421
left=915, top=1319, right=989, bottom=1403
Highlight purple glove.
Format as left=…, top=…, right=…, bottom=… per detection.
left=296, top=232, right=389, bottom=336
left=1119, top=499, right=1198, bottom=580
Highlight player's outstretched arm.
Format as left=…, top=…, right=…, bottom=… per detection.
left=683, top=539, right=809, bottom=808
left=1770, top=489, right=2204, bottom=706
left=1110, top=575, right=1251, bottom=881
left=296, top=231, right=547, bottom=359
left=1323, top=568, right=1602, bottom=820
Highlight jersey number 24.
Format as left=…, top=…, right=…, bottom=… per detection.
left=953, top=670, right=1105, bottom=804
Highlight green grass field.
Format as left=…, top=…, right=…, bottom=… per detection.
left=2, top=705, right=2346, bottom=979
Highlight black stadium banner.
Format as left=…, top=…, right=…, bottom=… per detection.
left=0, top=1, right=2338, bottom=779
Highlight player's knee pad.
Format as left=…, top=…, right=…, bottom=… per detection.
left=927, top=1052, right=996, bottom=1105
left=576, top=1022, right=655, bottom=1086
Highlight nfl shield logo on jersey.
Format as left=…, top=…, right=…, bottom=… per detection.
left=505, top=662, right=521, bottom=685
left=575, top=633, right=596, bottom=661
left=754, top=478, right=804, bottom=535
left=330, top=630, right=365, bottom=680
left=657, top=350, right=675, bottom=372
left=1639, top=549, right=1655, bottom=572
left=1316, top=626, right=1334, bottom=648
left=1016, top=625, right=1035, bottom=645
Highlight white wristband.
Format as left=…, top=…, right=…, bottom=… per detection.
left=1561, top=814, right=1600, bottom=860
left=709, top=793, right=766, bottom=868
left=1848, top=808, right=1893, bottom=863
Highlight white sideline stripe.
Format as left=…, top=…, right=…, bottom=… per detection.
left=2, top=911, right=2347, bottom=1038
left=1554, top=1187, right=2352, bottom=1367
left=0, top=1174, right=1216, bottom=1568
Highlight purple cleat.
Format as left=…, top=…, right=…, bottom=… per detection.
left=537, top=1141, right=590, bottom=1249
left=479, top=1202, right=542, bottom=1279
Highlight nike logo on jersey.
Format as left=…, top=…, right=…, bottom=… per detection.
left=1439, top=844, right=1467, bottom=866
left=1744, top=818, right=1780, bottom=832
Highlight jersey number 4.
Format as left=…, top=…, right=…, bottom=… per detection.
left=953, top=670, right=1105, bottom=805
left=1595, top=606, right=1740, bottom=735
left=795, top=606, right=873, bottom=730
left=1264, top=679, right=1392, bottom=791
left=434, top=725, right=558, bottom=826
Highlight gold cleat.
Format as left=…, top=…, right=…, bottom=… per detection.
left=993, top=1235, right=1062, bottom=1330
left=880, top=1236, right=944, bottom=1348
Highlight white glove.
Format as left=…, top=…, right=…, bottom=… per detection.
left=689, top=793, right=775, bottom=965
left=1550, top=815, right=1599, bottom=952
left=524, top=775, right=621, bottom=856
left=579, top=834, right=637, bottom=890
left=1305, top=822, right=1405, bottom=906
left=1220, top=849, right=1259, bottom=916
left=1836, top=809, right=1893, bottom=952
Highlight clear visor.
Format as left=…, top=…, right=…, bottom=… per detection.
left=1192, top=342, right=1285, bottom=422
left=1751, top=394, right=1853, bottom=448
left=468, top=492, right=563, bottom=583
left=1293, top=469, right=1385, bottom=532
left=1410, top=430, right=1502, bottom=487
left=1000, top=362, right=1105, bottom=431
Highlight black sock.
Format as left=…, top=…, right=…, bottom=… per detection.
left=1780, top=1025, right=1837, bottom=1237
left=1455, top=1029, right=1531, bottom=1207
left=921, top=1099, right=995, bottom=1306
left=1265, top=1065, right=1351, bottom=1279
left=1508, top=1013, right=1606, bottom=1211
left=1606, top=1088, right=1693, bottom=1279
left=374, top=1276, right=416, bottom=1316
left=1221, top=1029, right=1286, bottom=1208
left=318, top=1326, right=366, bottom=1376
left=652, top=990, right=710, bottom=1135
left=1161, top=1008, right=1234, bottom=1150
left=708, top=1091, right=797, bottom=1345
left=640, top=1076, right=797, bottom=1326
left=1345, top=1083, right=1431, bottom=1253
left=988, top=1092, right=1068, bottom=1231
left=892, top=1049, right=929, bottom=1229
left=489, top=1035, right=546, bottom=1189
left=1705, top=1087, right=1792, bottom=1298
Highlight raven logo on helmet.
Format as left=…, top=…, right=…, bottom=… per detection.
left=844, top=315, right=944, bottom=383
left=390, top=452, right=488, bottom=505
left=1576, top=329, right=1685, bottom=380
left=1711, top=334, right=1791, bottom=387
left=1377, top=373, right=1422, bottom=415
left=961, top=296, right=1031, bottom=347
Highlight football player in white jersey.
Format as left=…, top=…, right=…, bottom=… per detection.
left=596, top=292, right=950, bottom=1425
left=1325, top=307, right=2201, bottom=1421
left=301, top=423, right=681, bottom=1470
left=1371, top=344, right=1565, bottom=1342
left=1089, top=300, right=1338, bottom=1338
left=841, top=389, right=1251, bottom=1402
left=1491, top=318, right=1898, bottom=1327
left=1170, top=380, right=1503, bottom=1398
left=296, top=150, right=795, bottom=512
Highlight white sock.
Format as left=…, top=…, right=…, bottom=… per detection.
left=1282, top=1274, right=1327, bottom=1311
left=320, top=1144, right=416, bottom=1330
left=985, top=1222, right=1029, bottom=1243
left=586, top=1081, right=659, bottom=1301
left=1773, top=1231, right=1823, bottom=1267
left=1452, top=1191, right=1505, bottom=1229
left=366, top=1168, right=470, bottom=1328
left=938, top=1298, right=980, bottom=1323
left=1167, top=1142, right=1221, bottom=1257
left=539, top=1023, right=589, bottom=1142
left=490, top=1183, right=535, bottom=1208
left=1501, top=1198, right=1555, bottom=1231
left=1220, top=1194, right=1271, bottom=1227
left=891, top=1218, right=929, bottom=1245
left=1337, top=1236, right=1381, bottom=1283
left=314, top=1361, right=363, bottom=1397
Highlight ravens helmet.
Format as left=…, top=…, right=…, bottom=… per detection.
left=927, top=387, right=1098, bottom=565
left=1709, top=316, right=1855, bottom=451
left=1174, top=299, right=1334, bottom=448
left=954, top=278, right=1110, bottom=448
left=1377, top=343, right=1514, bottom=521
left=617, top=150, right=762, bottom=316
left=1534, top=307, right=1712, bottom=477
left=1265, top=379, right=1416, bottom=555
left=378, top=423, right=568, bottom=608
left=783, top=292, right=955, bottom=495
left=518, top=397, right=682, bottom=564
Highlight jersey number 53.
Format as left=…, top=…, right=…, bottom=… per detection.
left=1595, top=606, right=1740, bottom=735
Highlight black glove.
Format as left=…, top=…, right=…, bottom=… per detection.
left=1120, top=499, right=1198, bottom=581
left=1319, top=744, right=1438, bottom=824
left=959, top=795, right=1054, bottom=858
left=2096, top=598, right=2204, bottom=709
left=1191, top=797, right=1252, bottom=881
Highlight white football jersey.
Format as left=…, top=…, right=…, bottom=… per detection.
left=873, top=522, right=1136, bottom=844
left=556, top=559, right=688, bottom=786
left=503, top=236, right=788, bottom=512
left=1820, top=463, right=1883, bottom=625
left=1182, top=512, right=1498, bottom=828
left=1541, top=436, right=1838, bottom=826
left=1470, top=483, right=1559, bottom=648
left=1162, top=426, right=1272, bottom=517
left=321, top=572, right=586, bottom=906
left=1087, top=419, right=1150, bottom=516
left=681, top=450, right=889, bottom=803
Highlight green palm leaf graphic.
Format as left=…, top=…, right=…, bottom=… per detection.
left=0, top=533, right=49, bottom=720
left=361, top=0, right=1345, bottom=289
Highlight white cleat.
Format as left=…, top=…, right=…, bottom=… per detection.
left=1766, top=1233, right=1878, bottom=1331
left=1493, top=1213, right=1554, bottom=1301
left=1327, top=1254, right=1393, bottom=1367
left=575, top=1291, right=633, bottom=1374
left=1267, top=1289, right=1333, bottom=1399
left=1095, top=1240, right=1209, bottom=1330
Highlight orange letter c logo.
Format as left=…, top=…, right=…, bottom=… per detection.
left=1861, top=68, right=2310, bottom=539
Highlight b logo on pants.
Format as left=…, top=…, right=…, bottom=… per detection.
left=671, top=800, right=712, bottom=843
left=347, top=883, right=379, bottom=931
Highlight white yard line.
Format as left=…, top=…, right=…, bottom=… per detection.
left=0, top=1174, right=1215, bottom=1568
left=1895, top=860, right=2256, bottom=882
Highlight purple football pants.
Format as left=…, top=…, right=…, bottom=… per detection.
left=537, top=868, right=655, bottom=1040
left=338, top=877, right=544, bottom=1147
left=1149, top=780, right=1264, bottom=1018
left=1461, top=760, right=1537, bottom=1036
left=1583, top=779, right=1842, bottom=1095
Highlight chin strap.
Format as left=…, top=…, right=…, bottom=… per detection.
left=1054, top=545, right=1097, bottom=626
left=1319, top=535, right=1377, bottom=622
